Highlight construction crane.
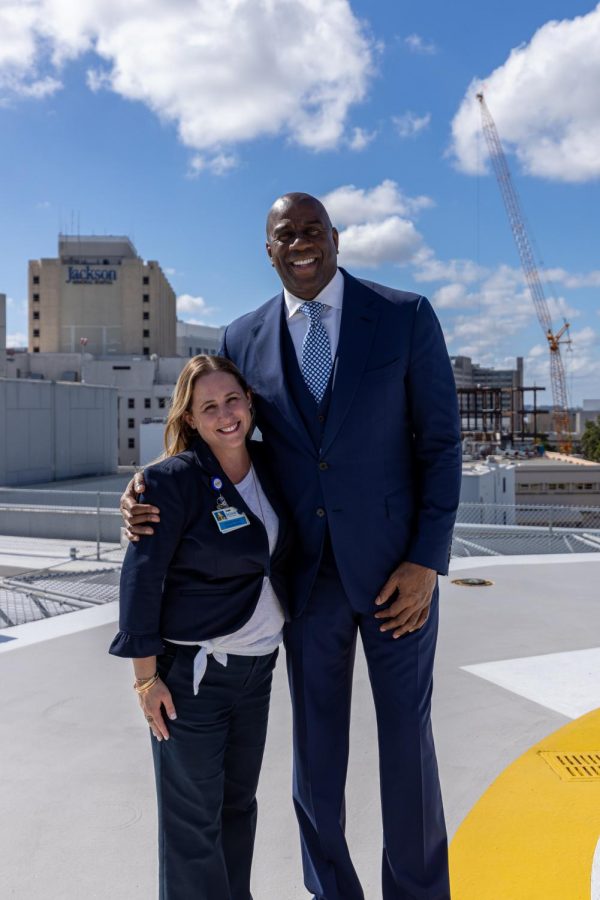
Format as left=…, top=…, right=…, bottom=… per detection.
left=476, top=92, right=572, bottom=453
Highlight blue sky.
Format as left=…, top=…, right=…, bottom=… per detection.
left=1, top=0, right=599, bottom=403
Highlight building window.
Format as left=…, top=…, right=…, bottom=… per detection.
left=33, top=329, right=40, bottom=337
left=143, top=311, right=149, bottom=320
left=143, top=294, right=150, bottom=302
left=144, top=398, right=151, bottom=409
left=143, top=276, right=149, bottom=285
left=158, top=397, right=166, bottom=409
left=128, top=438, right=135, bottom=449
left=143, top=329, right=150, bottom=338
left=33, top=347, right=40, bottom=353
left=33, top=293, right=40, bottom=301
left=128, top=398, right=135, bottom=409
left=143, top=347, right=150, bottom=356
left=33, top=311, right=40, bottom=320
left=128, top=418, right=135, bottom=428
left=502, top=477, right=506, bottom=492
left=33, top=275, right=40, bottom=284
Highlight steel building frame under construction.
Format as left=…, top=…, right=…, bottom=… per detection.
left=458, top=385, right=546, bottom=444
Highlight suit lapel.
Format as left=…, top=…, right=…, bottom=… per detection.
left=251, top=294, right=315, bottom=454
left=321, top=271, right=380, bottom=454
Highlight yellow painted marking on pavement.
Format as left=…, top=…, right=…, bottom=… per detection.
left=450, top=709, right=600, bottom=899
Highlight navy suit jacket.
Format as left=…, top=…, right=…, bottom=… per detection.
left=222, top=268, right=461, bottom=615
left=110, top=438, right=292, bottom=659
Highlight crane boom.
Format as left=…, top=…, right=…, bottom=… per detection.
left=476, top=92, right=571, bottom=452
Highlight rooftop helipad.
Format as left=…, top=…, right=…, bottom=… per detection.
left=1, top=551, right=599, bottom=899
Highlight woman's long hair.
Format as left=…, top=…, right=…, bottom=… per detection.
left=163, top=355, right=252, bottom=457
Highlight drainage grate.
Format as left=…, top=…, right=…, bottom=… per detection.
left=539, top=751, right=600, bottom=781
left=451, top=577, right=494, bottom=587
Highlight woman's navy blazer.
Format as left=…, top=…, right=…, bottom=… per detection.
left=110, top=438, right=292, bottom=659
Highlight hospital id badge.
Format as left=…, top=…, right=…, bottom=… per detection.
left=212, top=506, right=251, bottom=534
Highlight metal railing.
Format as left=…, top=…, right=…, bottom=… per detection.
left=1, top=497, right=600, bottom=629
left=0, top=488, right=123, bottom=554
left=453, top=502, right=600, bottom=557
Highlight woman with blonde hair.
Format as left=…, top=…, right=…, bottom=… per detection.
left=110, top=354, right=291, bottom=900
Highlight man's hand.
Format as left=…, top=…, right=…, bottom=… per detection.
left=374, top=561, right=437, bottom=639
left=120, top=473, right=160, bottom=542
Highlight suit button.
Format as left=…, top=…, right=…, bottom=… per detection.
left=317, top=414, right=325, bottom=423
left=319, top=461, right=329, bottom=471
left=316, top=507, right=326, bottom=518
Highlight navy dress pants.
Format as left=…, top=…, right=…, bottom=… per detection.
left=285, top=550, right=450, bottom=900
left=152, top=644, right=278, bottom=900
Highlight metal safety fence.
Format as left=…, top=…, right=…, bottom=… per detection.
left=0, top=488, right=123, bottom=550
left=453, top=502, right=600, bottom=557
left=1, top=497, right=600, bottom=628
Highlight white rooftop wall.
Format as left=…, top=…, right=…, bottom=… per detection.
left=0, top=378, right=118, bottom=486
left=460, top=460, right=516, bottom=519
left=139, top=421, right=167, bottom=465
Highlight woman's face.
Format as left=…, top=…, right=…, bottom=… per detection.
left=185, top=371, right=252, bottom=455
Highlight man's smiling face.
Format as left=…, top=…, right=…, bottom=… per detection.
left=266, top=195, right=339, bottom=300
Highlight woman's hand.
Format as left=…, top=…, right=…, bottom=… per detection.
left=138, top=678, right=177, bottom=741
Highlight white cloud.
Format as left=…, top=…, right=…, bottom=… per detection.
left=528, top=344, right=545, bottom=359
left=337, top=216, right=424, bottom=267
left=393, top=111, right=431, bottom=139
left=321, top=179, right=433, bottom=227
left=440, top=266, right=537, bottom=357
left=545, top=268, right=600, bottom=289
left=545, top=295, right=580, bottom=321
left=450, top=4, right=600, bottom=182
left=188, top=152, right=238, bottom=177
left=176, top=293, right=215, bottom=321
left=0, top=0, right=373, bottom=163
left=320, top=180, right=433, bottom=268
left=0, top=3, right=61, bottom=101
left=413, top=256, right=488, bottom=284
left=526, top=326, right=600, bottom=388
left=432, top=283, right=473, bottom=310
left=6, top=332, right=28, bottom=347
left=348, top=126, right=377, bottom=151
left=404, top=34, right=437, bottom=55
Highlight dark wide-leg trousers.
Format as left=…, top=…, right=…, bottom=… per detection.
left=285, top=552, right=450, bottom=900
left=152, top=644, right=278, bottom=900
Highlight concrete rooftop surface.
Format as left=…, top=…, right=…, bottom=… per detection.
left=1, top=551, right=599, bottom=899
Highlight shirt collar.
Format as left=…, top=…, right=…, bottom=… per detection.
left=283, top=267, right=344, bottom=319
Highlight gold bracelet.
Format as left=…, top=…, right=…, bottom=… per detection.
left=134, top=672, right=157, bottom=686
left=133, top=673, right=159, bottom=694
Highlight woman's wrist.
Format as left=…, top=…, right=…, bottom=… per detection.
left=132, top=656, right=157, bottom=682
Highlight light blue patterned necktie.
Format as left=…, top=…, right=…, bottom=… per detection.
left=299, top=301, right=332, bottom=404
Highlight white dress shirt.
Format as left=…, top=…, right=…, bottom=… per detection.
left=284, top=267, right=344, bottom=367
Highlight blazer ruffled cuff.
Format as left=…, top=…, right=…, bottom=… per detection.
left=108, top=631, right=166, bottom=659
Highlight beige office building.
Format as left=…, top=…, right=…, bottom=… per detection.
left=28, top=236, right=176, bottom=357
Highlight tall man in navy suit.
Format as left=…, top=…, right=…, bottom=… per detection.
left=221, top=193, right=461, bottom=900
left=125, top=192, right=461, bottom=899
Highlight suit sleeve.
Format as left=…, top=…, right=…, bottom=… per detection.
left=404, top=296, right=461, bottom=575
left=109, top=463, right=190, bottom=658
left=218, top=327, right=229, bottom=359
